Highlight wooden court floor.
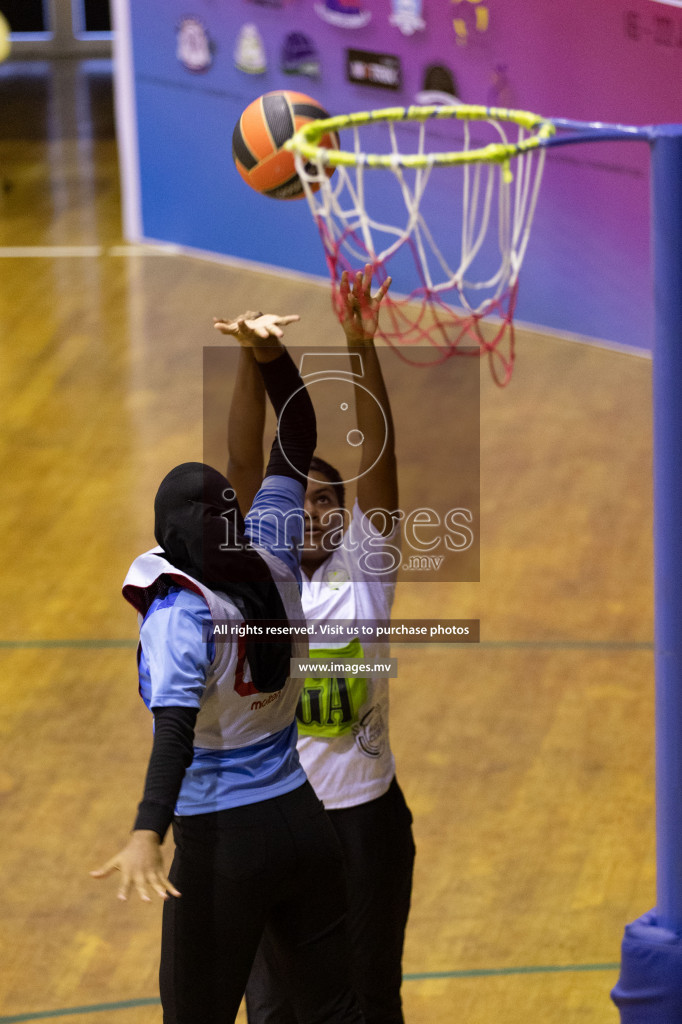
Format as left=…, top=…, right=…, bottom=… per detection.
left=0, top=60, right=655, bottom=1023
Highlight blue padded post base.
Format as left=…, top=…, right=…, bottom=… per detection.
left=612, top=910, right=682, bottom=1022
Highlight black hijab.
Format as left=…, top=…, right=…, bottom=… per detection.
left=153, top=462, right=291, bottom=693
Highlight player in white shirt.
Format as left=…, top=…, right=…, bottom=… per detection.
left=228, top=268, right=416, bottom=1024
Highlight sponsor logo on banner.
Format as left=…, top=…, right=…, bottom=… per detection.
left=176, top=17, right=214, bottom=73
left=346, top=49, right=402, bottom=90
left=415, top=63, right=460, bottom=105
left=389, top=0, right=426, bottom=36
left=452, top=0, right=489, bottom=45
left=281, top=32, right=321, bottom=78
left=234, top=23, right=267, bottom=74
left=315, top=0, right=372, bottom=28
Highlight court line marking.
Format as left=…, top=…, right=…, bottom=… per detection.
left=0, top=246, right=103, bottom=257
left=0, top=1000, right=159, bottom=1023
left=403, top=962, right=620, bottom=980
left=0, top=244, right=653, bottom=359
left=477, top=640, right=653, bottom=650
left=0, top=245, right=178, bottom=258
left=0, top=964, right=621, bottom=1021
left=0, top=241, right=654, bottom=358
left=107, top=243, right=183, bottom=257
left=0, top=640, right=137, bottom=649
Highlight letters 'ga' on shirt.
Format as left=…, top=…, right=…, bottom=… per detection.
left=296, top=499, right=400, bottom=810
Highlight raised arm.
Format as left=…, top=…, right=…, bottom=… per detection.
left=226, top=346, right=266, bottom=514
left=340, top=266, right=398, bottom=533
left=215, top=311, right=306, bottom=511
left=214, top=310, right=314, bottom=486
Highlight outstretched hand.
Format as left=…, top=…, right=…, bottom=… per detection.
left=338, top=264, right=391, bottom=345
left=90, top=830, right=181, bottom=903
left=213, top=311, right=300, bottom=345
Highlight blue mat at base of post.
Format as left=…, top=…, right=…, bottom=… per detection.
left=611, top=910, right=682, bottom=1021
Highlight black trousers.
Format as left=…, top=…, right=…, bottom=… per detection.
left=245, top=777, right=416, bottom=1024
left=159, top=781, right=364, bottom=1024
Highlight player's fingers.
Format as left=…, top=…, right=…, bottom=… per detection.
left=117, top=870, right=133, bottom=902
left=130, top=872, right=152, bottom=903
left=89, top=857, right=119, bottom=879
left=361, top=263, right=373, bottom=293
left=153, top=874, right=182, bottom=900
left=376, top=276, right=392, bottom=303
left=214, top=319, right=242, bottom=337
left=355, top=269, right=372, bottom=310
left=236, top=320, right=261, bottom=340
left=275, top=314, right=300, bottom=326
left=146, top=874, right=171, bottom=901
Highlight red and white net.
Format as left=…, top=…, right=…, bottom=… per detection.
left=291, top=110, right=548, bottom=385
